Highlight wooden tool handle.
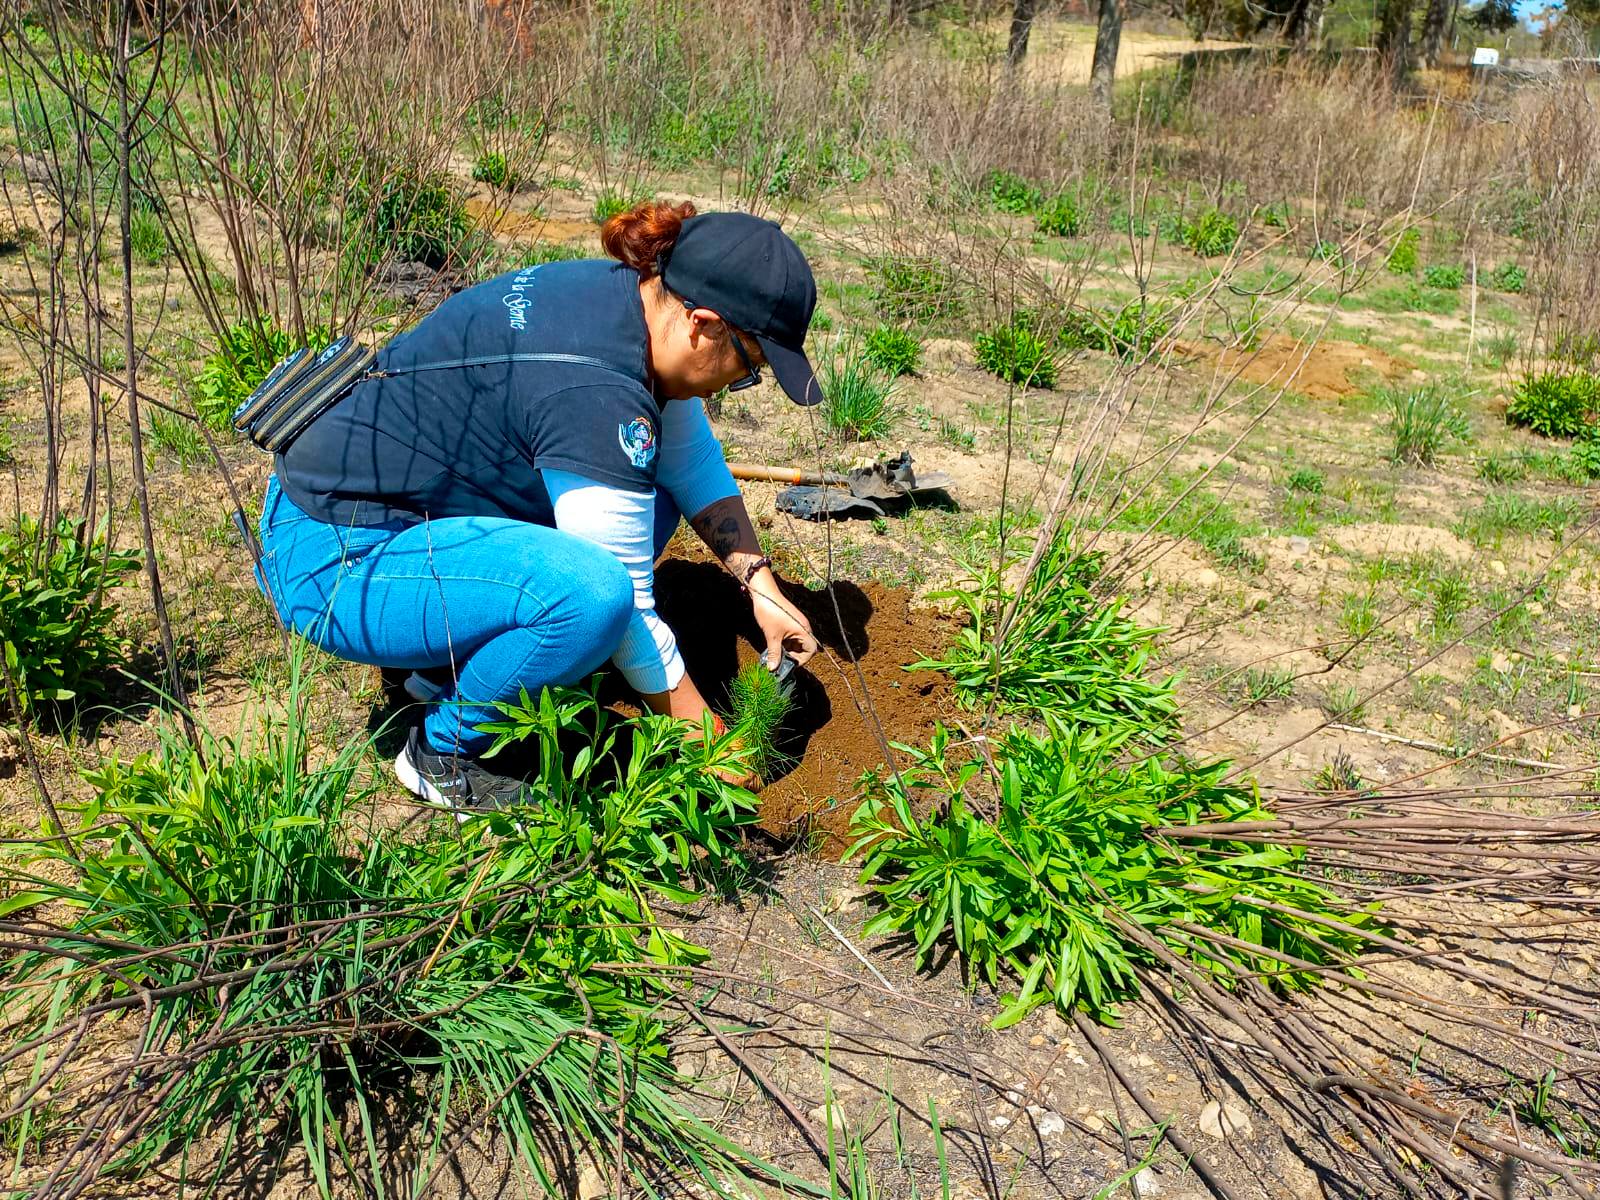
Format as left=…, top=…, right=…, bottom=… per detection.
left=728, top=462, right=820, bottom=485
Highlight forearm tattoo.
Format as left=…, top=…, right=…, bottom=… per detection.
left=690, top=495, right=763, bottom=578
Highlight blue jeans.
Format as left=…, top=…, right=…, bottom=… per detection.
left=256, top=475, right=681, bottom=755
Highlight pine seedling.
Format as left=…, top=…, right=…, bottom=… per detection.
left=727, top=658, right=794, bottom=779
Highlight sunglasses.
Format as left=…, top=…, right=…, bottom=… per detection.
left=682, top=296, right=762, bottom=391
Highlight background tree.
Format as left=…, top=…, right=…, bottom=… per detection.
left=1463, top=0, right=1517, bottom=32
left=1009, top=0, right=1039, bottom=65
left=1420, top=0, right=1454, bottom=64
left=1091, top=0, right=1123, bottom=108
left=1377, top=0, right=1416, bottom=85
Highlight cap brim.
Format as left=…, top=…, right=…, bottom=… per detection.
left=755, top=334, right=823, bottom=407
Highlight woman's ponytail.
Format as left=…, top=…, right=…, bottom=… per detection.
left=600, top=199, right=698, bottom=279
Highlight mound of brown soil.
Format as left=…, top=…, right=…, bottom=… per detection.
left=1179, top=333, right=1412, bottom=401
left=650, top=557, right=955, bottom=853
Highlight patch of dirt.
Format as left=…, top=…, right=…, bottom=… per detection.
left=463, top=197, right=594, bottom=244
left=1323, top=521, right=1474, bottom=561
left=650, top=555, right=956, bottom=853
left=1179, top=333, right=1412, bottom=401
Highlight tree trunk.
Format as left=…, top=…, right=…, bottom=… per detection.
left=1091, top=0, right=1123, bottom=109
left=1377, top=0, right=1416, bottom=86
left=1420, top=0, right=1452, bottom=65
left=1283, top=0, right=1326, bottom=48
left=1008, top=0, right=1039, bottom=66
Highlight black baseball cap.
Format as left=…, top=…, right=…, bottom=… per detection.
left=659, top=212, right=821, bottom=406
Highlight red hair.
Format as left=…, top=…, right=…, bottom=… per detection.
left=601, top=199, right=698, bottom=279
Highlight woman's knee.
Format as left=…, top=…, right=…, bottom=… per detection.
left=589, top=552, right=635, bottom=644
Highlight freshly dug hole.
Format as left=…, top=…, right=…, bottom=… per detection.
left=647, top=554, right=955, bottom=853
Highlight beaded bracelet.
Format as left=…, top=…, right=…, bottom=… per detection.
left=739, top=555, right=773, bottom=590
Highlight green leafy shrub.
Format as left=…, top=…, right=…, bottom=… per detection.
left=868, top=254, right=962, bottom=325
left=862, top=325, right=922, bottom=377
left=819, top=338, right=898, bottom=440
left=1384, top=385, right=1470, bottom=465
left=1256, top=201, right=1290, bottom=229
left=192, top=316, right=328, bottom=431
left=848, top=720, right=1375, bottom=1024
left=1569, top=428, right=1600, bottom=479
left=915, top=539, right=1177, bottom=734
left=127, top=207, right=166, bottom=265
left=349, top=168, right=473, bottom=269
left=2, top=685, right=769, bottom=1195
left=471, top=150, right=513, bottom=189
left=1286, top=466, right=1325, bottom=493
left=1034, top=193, right=1081, bottom=237
left=1488, top=262, right=1526, bottom=294
left=726, top=659, right=793, bottom=781
left=0, top=516, right=139, bottom=718
left=1059, top=300, right=1171, bottom=359
left=985, top=169, right=1041, bottom=215
left=975, top=322, right=1056, bottom=387
left=1422, top=263, right=1464, bottom=290
left=1506, top=371, right=1600, bottom=438
left=1178, top=208, right=1239, bottom=257
left=1385, top=228, right=1420, bottom=275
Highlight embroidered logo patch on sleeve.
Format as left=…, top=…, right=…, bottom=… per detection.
left=618, top=416, right=657, bottom=469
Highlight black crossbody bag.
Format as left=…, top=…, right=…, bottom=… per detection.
left=231, top=336, right=636, bottom=454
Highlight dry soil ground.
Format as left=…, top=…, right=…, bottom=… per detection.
left=1, top=27, right=1597, bottom=1200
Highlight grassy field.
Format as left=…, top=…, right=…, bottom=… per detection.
left=1, top=3, right=1598, bottom=1198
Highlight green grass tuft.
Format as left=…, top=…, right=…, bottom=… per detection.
left=2, top=679, right=770, bottom=1196
left=819, top=337, right=898, bottom=440
left=1383, top=384, right=1470, bottom=465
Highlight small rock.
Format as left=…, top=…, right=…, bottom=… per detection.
left=1004, top=1090, right=1022, bottom=1105
left=165, top=296, right=181, bottom=311
left=577, top=1164, right=608, bottom=1200
left=1193, top=567, right=1220, bottom=589
left=1198, top=1100, right=1253, bottom=1140
left=1526, top=601, right=1544, bottom=616
left=807, top=1102, right=848, bottom=1134
left=1490, top=651, right=1513, bottom=674
left=1288, top=535, right=1311, bottom=556
left=1033, top=1109, right=1066, bottom=1138
left=1570, top=703, right=1583, bottom=719
left=1134, top=1167, right=1163, bottom=1196
left=1130, top=1053, right=1157, bottom=1068
left=1490, top=559, right=1508, bottom=577
left=990, top=1114, right=1012, bottom=1130
left=1028, top=1034, right=1046, bottom=1047
left=1082, top=1113, right=1105, bottom=1133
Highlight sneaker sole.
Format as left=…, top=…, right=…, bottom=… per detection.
left=394, top=744, right=473, bottom=823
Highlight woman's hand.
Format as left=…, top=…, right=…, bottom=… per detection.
left=747, top=567, right=818, bottom=669
left=640, top=676, right=760, bottom=789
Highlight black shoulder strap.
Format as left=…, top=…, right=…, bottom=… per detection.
left=366, top=351, right=639, bottom=382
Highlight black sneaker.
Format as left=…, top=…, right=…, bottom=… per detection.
left=394, top=726, right=530, bottom=815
